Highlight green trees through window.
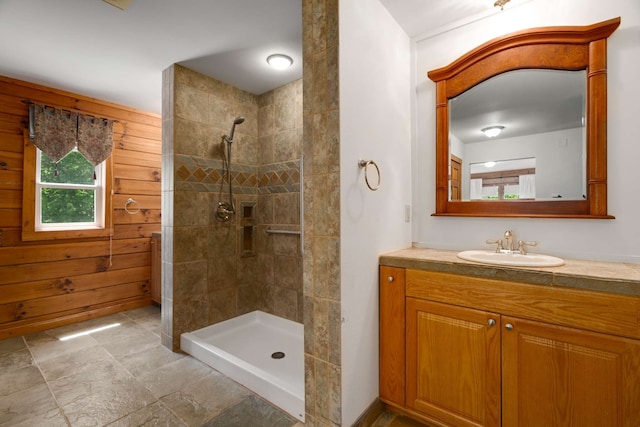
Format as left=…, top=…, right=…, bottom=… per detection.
left=39, top=151, right=96, bottom=224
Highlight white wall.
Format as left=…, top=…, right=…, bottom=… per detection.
left=413, top=0, right=640, bottom=262
left=339, top=0, right=412, bottom=424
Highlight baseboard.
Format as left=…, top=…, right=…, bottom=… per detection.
left=351, top=398, right=386, bottom=427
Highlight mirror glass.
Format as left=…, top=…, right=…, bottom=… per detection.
left=449, top=69, right=587, bottom=202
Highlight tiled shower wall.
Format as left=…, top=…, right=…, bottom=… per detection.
left=162, top=64, right=303, bottom=350
left=303, top=0, right=342, bottom=425
left=256, top=81, right=304, bottom=323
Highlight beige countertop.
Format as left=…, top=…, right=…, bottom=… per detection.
left=380, top=247, right=640, bottom=297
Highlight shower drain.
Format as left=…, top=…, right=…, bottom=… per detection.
left=271, top=351, right=285, bottom=359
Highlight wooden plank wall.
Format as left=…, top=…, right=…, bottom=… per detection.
left=0, top=76, right=161, bottom=339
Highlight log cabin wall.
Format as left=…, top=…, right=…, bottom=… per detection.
left=0, top=75, right=162, bottom=340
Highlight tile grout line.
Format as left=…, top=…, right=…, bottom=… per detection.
left=22, top=335, right=73, bottom=427
left=99, top=311, right=190, bottom=427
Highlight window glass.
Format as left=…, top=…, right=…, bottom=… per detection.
left=40, top=150, right=94, bottom=185
left=36, top=150, right=104, bottom=230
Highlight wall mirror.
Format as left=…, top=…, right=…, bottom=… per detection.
left=428, top=17, right=620, bottom=218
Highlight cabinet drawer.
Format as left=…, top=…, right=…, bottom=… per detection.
left=406, top=269, right=640, bottom=340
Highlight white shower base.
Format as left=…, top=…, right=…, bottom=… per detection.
left=180, top=310, right=305, bottom=422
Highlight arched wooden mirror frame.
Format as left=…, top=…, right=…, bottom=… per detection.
left=428, top=17, right=620, bottom=218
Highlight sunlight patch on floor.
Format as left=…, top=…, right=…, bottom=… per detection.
left=58, top=323, right=120, bottom=341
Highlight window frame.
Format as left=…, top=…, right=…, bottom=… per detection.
left=22, top=130, right=113, bottom=241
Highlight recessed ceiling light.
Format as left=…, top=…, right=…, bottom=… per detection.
left=267, top=54, right=293, bottom=70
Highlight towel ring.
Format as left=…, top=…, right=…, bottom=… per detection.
left=124, top=198, right=140, bottom=214
left=358, top=159, right=380, bottom=191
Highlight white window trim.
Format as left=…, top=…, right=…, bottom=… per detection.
left=35, top=149, right=106, bottom=232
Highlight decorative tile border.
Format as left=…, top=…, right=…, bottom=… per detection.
left=259, top=160, right=301, bottom=194
left=175, top=154, right=300, bottom=194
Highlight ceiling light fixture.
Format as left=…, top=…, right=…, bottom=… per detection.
left=481, top=126, right=505, bottom=138
left=267, top=54, right=293, bottom=70
left=493, top=0, right=510, bottom=10
left=484, top=161, right=497, bottom=168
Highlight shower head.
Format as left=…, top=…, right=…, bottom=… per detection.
left=226, top=116, right=245, bottom=142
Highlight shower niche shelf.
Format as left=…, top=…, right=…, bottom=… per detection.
left=240, top=201, right=256, bottom=257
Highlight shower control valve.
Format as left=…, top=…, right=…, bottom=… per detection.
left=215, top=201, right=235, bottom=222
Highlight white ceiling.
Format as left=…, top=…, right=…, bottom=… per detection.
left=0, top=0, right=303, bottom=114
left=0, top=0, right=506, bottom=115
left=378, top=0, right=497, bottom=37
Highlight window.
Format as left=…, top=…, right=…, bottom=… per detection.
left=22, top=131, right=113, bottom=241
left=36, top=149, right=105, bottom=231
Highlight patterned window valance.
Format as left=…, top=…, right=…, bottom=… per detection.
left=78, top=114, right=114, bottom=166
left=28, top=103, right=114, bottom=165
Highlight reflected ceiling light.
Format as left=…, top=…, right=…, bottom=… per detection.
left=484, top=161, right=497, bottom=168
left=481, top=126, right=505, bottom=138
left=267, top=54, right=293, bottom=70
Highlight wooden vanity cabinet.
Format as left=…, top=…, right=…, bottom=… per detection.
left=380, top=267, right=640, bottom=427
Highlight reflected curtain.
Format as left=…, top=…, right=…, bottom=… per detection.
left=519, top=174, right=536, bottom=199
left=470, top=178, right=483, bottom=200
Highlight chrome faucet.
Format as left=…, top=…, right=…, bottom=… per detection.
left=487, top=230, right=538, bottom=254
left=504, top=230, right=514, bottom=252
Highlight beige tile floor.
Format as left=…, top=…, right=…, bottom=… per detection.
left=0, top=305, right=303, bottom=427
left=0, top=305, right=416, bottom=427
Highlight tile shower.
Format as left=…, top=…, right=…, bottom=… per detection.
left=162, top=2, right=340, bottom=424
left=162, top=65, right=303, bottom=351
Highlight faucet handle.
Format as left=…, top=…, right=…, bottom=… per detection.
left=517, top=240, right=537, bottom=255
left=486, top=239, right=504, bottom=252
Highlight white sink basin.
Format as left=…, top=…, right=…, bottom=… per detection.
left=457, top=250, right=565, bottom=267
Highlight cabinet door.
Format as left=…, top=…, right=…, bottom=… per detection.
left=406, top=298, right=501, bottom=427
left=380, top=266, right=406, bottom=406
left=502, top=316, right=640, bottom=427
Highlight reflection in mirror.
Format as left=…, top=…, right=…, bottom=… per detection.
left=468, top=158, right=536, bottom=200
left=449, top=69, right=586, bottom=202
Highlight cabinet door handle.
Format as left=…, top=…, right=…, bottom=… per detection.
left=505, top=323, right=514, bottom=331
left=387, top=276, right=394, bottom=282
left=488, top=319, right=496, bottom=327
